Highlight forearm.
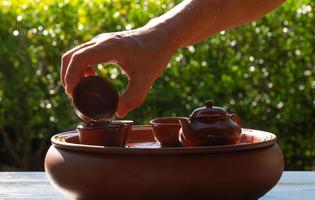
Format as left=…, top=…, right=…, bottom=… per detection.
left=145, top=0, right=285, bottom=49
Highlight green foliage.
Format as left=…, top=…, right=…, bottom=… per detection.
left=0, top=0, right=314, bottom=170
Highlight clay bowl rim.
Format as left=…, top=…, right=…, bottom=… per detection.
left=149, top=117, right=183, bottom=126
left=51, top=125, right=277, bottom=155
left=76, top=120, right=134, bottom=130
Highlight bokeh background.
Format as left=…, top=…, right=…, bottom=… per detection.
left=0, top=0, right=314, bottom=171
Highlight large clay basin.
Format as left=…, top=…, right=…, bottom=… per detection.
left=45, top=125, right=284, bottom=200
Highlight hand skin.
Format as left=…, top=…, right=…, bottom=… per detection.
left=61, top=0, right=285, bottom=118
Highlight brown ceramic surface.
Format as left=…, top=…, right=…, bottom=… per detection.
left=149, top=117, right=183, bottom=147
left=45, top=126, right=284, bottom=200
left=77, top=121, right=133, bottom=147
left=72, top=76, right=119, bottom=123
left=179, top=100, right=242, bottom=147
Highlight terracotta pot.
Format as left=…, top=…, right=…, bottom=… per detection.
left=77, top=120, right=133, bottom=147
left=45, top=126, right=284, bottom=200
left=149, top=117, right=183, bottom=147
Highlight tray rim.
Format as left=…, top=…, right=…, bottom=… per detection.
left=51, top=125, right=277, bottom=155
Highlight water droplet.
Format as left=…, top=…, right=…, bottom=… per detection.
left=40, top=102, right=45, bottom=108
left=113, top=12, right=120, bottom=18
left=298, top=85, right=305, bottom=91
left=78, top=24, right=84, bottom=30
left=295, top=49, right=301, bottom=56
left=255, top=27, right=261, bottom=33
left=49, top=89, right=56, bottom=95
left=276, top=102, right=284, bottom=109
left=187, top=46, right=195, bottom=53
left=110, top=68, right=119, bottom=79
left=304, top=70, right=311, bottom=76
left=175, top=55, right=183, bottom=62
left=125, top=24, right=132, bottom=30
left=230, top=40, right=236, bottom=47
left=249, top=65, right=256, bottom=72
left=17, top=15, right=23, bottom=22
left=201, top=61, right=207, bottom=67
left=276, top=114, right=281, bottom=119
left=13, top=30, right=19, bottom=36
left=3, top=1, right=11, bottom=6
left=46, top=103, right=52, bottom=109
left=50, top=116, right=56, bottom=122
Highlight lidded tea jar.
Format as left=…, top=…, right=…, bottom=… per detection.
left=72, top=76, right=133, bottom=147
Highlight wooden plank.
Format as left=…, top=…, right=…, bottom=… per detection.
left=0, top=172, right=65, bottom=200
left=0, top=171, right=314, bottom=199
left=261, top=172, right=315, bottom=200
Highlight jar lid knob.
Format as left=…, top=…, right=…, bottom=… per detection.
left=204, top=100, right=214, bottom=108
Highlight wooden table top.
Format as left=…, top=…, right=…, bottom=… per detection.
left=0, top=171, right=314, bottom=199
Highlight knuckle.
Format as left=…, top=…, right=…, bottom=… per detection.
left=71, top=52, right=84, bottom=63
left=130, top=98, right=144, bottom=109
left=61, top=53, right=70, bottom=63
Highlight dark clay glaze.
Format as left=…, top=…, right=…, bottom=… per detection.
left=72, top=76, right=119, bottom=123
left=77, top=120, right=133, bottom=147
left=45, top=126, right=284, bottom=200
left=149, top=117, right=183, bottom=147
left=179, top=100, right=242, bottom=147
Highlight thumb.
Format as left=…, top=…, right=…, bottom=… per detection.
left=117, top=79, right=150, bottom=118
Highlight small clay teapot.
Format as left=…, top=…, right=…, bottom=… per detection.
left=179, top=100, right=242, bottom=147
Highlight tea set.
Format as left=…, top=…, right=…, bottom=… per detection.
left=44, top=75, right=284, bottom=200
left=73, top=76, right=242, bottom=148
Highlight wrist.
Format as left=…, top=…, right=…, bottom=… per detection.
left=142, top=18, right=180, bottom=54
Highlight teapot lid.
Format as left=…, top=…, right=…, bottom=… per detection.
left=189, top=100, right=228, bottom=118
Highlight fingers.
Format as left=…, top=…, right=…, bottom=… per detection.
left=117, top=78, right=150, bottom=118
left=64, top=43, right=115, bottom=95
left=60, top=42, right=95, bottom=87
left=83, top=66, right=96, bottom=77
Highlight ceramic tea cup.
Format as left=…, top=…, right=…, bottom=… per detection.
left=72, top=76, right=119, bottom=123
left=77, top=120, right=133, bottom=147
left=149, top=117, right=183, bottom=147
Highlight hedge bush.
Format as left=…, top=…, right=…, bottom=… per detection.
left=0, top=0, right=314, bottom=170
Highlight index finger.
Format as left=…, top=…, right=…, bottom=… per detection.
left=64, top=43, right=116, bottom=95
left=60, top=42, right=95, bottom=87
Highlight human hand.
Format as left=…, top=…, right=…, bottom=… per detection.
left=61, top=26, right=176, bottom=117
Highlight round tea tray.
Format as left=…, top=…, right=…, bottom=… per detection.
left=45, top=125, right=284, bottom=200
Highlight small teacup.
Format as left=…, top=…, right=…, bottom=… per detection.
left=149, top=117, right=183, bottom=147
left=77, top=120, right=133, bottom=147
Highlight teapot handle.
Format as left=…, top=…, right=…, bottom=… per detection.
left=229, top=114, right=241, bottom=127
